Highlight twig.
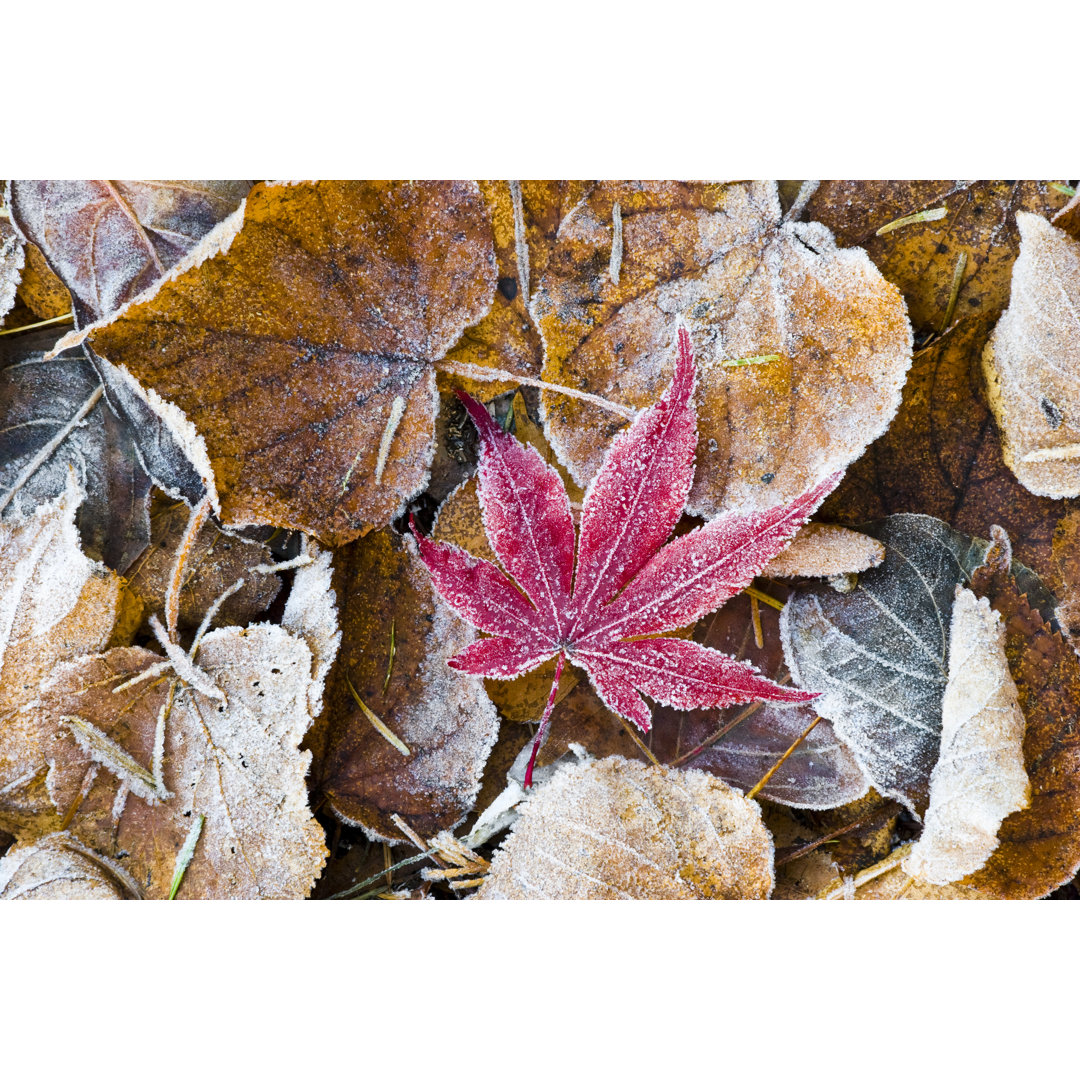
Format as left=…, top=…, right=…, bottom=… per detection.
left=165, top=496, right=212, bottom=642
left=744, top=585, right=785, bottom=612
left=744, top=715, right=823, bottom=800
left=816, top=843, right=913, bottom=899
left=0, top=312, right=74, bottom=337
left=750, top=593, right=764, bottom=649
left=618, top=714, right=660, bottom=767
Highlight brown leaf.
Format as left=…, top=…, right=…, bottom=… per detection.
left=8, top=180, right=251, bottom=326
left=903, top=587, right=1029, bottom=885
left=124, top=500, right=280, bottom=633
left=962, top=529, right=1080, bottom=898
left=764, top=523, right=885, bottom=578
left=40, top=625, right=329, bottom=899
left=0, top=831, right=142, bottom=899
left=17, top=243, right=71, bottom=320
left=822, top=316, right=1076, bottom=587
left=86, top=181, right=497, bottom=544
left=443, top=182, right=592, bottom=395
left=983, top=213, right=1080, bottom=498
left=799, top=181, right=1070, bottom=338
left=478, top=756, right=774, bottom=899
left=0, top=481, right=119, bottom=839
left=310, top=527, right=500, bottom=842
left=533, top=180, right=912, bottom=520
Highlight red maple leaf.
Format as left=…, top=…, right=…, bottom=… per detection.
left=412, top=328, right=840, bottom=786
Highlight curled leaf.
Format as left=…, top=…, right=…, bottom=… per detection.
left=0, top=831, right=142, bottom=900
left=0, top=218, right=24, bottom=323
left=478, top=756, right=774, bottom=899
left=765, top=523, right=885, bottom=578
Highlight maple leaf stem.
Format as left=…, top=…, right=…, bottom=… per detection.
left=617, top=715, right=660, bottom=768
left=524, top=653, right=566, bottom=789
left=744, top=715, right=823, bottom=801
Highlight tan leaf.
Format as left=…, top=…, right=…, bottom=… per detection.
left=124, top=500, right=280, bottom=632
left=533, top=181, right=912, bottom=520
left=983, top=213, right=1080, bottom=497
left=8, top=180, right=251, bottom=326
left=40, top=625, right=329, bottom=899
left=902, top=587, right=1029, bottom=885
left=0, top=831, right=142, bottom=899
left=443, top=182, right=592, bottom=396
left=86, top=181, right=496, bottom=544
left=17, top=243, right=72, bottom=320
left=309, top=527, right=500, bottom=842
left=764, top=523, right=885, bottom=578
left=478, top=756, right=774, bottom=899
left=0, top=480, right=119, bottom=838
left=0, top=218, right=24, bottom=324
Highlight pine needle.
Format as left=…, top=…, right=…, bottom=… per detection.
left=744, top=585, right=784, bottom=611
left=346, top=676, right=410, bottom=756
left=609, top=202, right=623, bottom=286
left=938, top=251, right=968, bottom=334
left=168, top=813, right=205, bottom=899
left=383, top=620, right=396, bottom=693
left=745, top=715, right=823, bottom=800
left=875, top=206, right=947, bottom=236
left=0, top=312, right=74, bottom=337
left=750, top=593, right=764, bottom=649
left=1050, top=182, right=1077, bottom=197
left=722, top=354, right=781, bottom=368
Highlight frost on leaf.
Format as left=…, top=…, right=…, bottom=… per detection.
left=764, top=523, right=885, bottom=578
left=781, top=514, right=1012, bottom=814
left=1, top=328, right=151, bottom=571
left=0, top=480, right=119, bottom=839
left=86, top=181, right=496, bottom=544
left=0, top=218, right=24, bottom=323
left=0, top=831, right=142, bottom=900
left=983, top=213, right=1080, bottom=498
left=478, top=756, right=774, bottom=899
left=7, top=180, right=251, bottom=328
left=531, top=181, right=911, bottom=520
left=124, top=500, right=280, bottom=632
left=962, top=528, right=1080, bottom=898
left=902, top=587, right=1029, bottom=885
left=309, top=527, right=500, bottom=842
left=38, top=626, right=328, bottom=899
left=414, top=329, right=836, bottom=785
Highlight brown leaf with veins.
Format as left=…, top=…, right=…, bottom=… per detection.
left=87, top=181, right=496, bottom=544
left=39, top=625, right=328, bottom=899
left=443, top=181, right=592, bottom=396
left=0, top=831, right=142, bottom=899
left=822, top=316, right=1077, bottom=585
left=533, top=181, right=912, bottom=520
left=310, top=527, right=500, bottom=842
left=124, top=501, right=280, bottom=633
left=799, top=181, right=1070, bottom=339
left=0, top=480, right=119, bottom=839
left=982, top=213, right=1080, bottom=498
left=961, top=528, right=1080, bottom=898
left=8, top=180, right=251, bottom=326
left=478, top=756, right=774, bottom=899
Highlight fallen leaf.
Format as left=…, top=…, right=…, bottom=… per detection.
left=1, top=327, right=151, bottom=571
left=310, top=526, right=500, bottom=842
left=443, top=181, right=592, bottom=395
left=902, top=586, right=1029, bottom=885
left=0, top=831, right=142, bottom=899
left=818, top=843, right=987, bottom=900
left=477, top=755, right=774, bottom=899
left=414, top=329, right=835, bottom=785
left=0, top=480, right=120, bottom=838
left=764, top=523, right=885, bottom=578
left=982, top=213, right=1080, bottom=497
left=798, top=181, right=1070, bottom=339
left=0, top=218, right=23, bottom=323
left=86, top=181, right=497, bottom=544
left=531, top=181, right=911, bottom=520
left=962, top=528, right=1080, bottom=898
left=124, top=500, right=280, bottom=632
left=39, top=624, right=329, bottom=899
left=7, top=180, right=251, bottom=326
left=15, top=242, right=71, bottom=320
left=781, top=515, right=1000, bottom=813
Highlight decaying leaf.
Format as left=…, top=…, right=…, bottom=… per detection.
left=478, top=755, right=774, bottom=899
left=39, top=625, right=329, bottom=899
left=764, top=523, right=885, bottom=578
left=310, top=527, right=500, bottom=842
left=781, top=515, right=994, bottom=813
left=963, top=529, right=1080, bottom=898
left=903, top=587, right=1029, bottom=885
left=443, top=181, right=592, bottom=395
left=124, top=500, right=280, bottom=632
left=983, top=213, right=1080, bottom=498
left=87, top=181, right=497, bottom=544
left=799, top=181, right=1070, bottom=338
left=1, top=327, right=151, bottom=571
left=0, top=831, right=142, bottom=899
left=532, top=181, right=912, bottom=520
left=7, top=180, right=251, bottom=327
left=16, top=242, right=71, bottom=320
left=0, top=480, right=120, bottom=838
left=0, top=218, right=24, bottom=323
